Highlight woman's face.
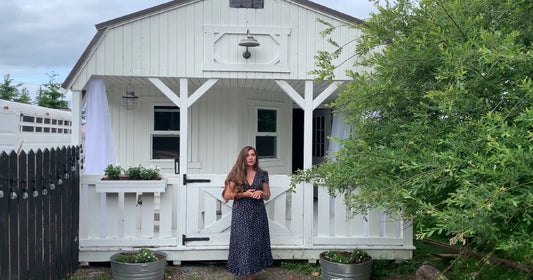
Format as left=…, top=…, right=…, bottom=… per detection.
left=246, top=149, right=257, bottom=167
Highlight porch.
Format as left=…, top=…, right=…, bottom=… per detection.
left=79, top=173, right=413, bottom=264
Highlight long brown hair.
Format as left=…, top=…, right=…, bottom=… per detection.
left=223, top=146, right=261, bottom=200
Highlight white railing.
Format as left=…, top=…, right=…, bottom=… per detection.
left=78, top=174, right=413, bottom=261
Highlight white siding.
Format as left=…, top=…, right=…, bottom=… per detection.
left=106, top=82, right=292, bottom=175
left=70, top=0, right=361, bottom=90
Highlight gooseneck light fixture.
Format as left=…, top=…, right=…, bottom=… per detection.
left=238, top=29, right=260, bottom=59
left=122, top=79, right=139, bottom=110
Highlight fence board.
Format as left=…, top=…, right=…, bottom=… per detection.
left=8, top=150, right=19, bottom=280
left=42, top=148, right=51, bottom=280
left=0, top=146, right=79, bottom=280
left=0, top=152, right=9, bottom=280
left=18, top=151, right=29, bottom=280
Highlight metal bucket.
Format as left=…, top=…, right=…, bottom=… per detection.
left=110, top=251, right=167, bottom=280
left=320, top=257, right=372, bottom=280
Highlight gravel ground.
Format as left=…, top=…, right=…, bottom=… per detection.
left=70, top=261, right=415, bottom=280
left=71, top=261, right=320, bottom=280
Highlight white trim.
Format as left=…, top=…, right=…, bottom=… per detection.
left=248, top=100, right=282, bottom=162
left=275, top=80, right=304, bottom=109
left=203, top=26, right=291, bottom=73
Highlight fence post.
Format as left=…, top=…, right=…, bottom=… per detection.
left=42, top=148, right=51, bottom=280
left=0, top=152, right=9, bottom=280
left=8, top=150, right=19, bottom=280
left=18, top=151, right=29, bottom=280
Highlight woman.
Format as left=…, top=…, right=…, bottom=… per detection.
left=222, top=146, right=273, bottom=280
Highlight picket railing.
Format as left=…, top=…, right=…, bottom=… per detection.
left=0, top=146, right=80, bottom=280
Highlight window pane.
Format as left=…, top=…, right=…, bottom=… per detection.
left=152, top=136, right=180, bottom=159
left=230, top=0, right=264, bottom=8
left=256, top=136, right=276, bottom=158
left=154, top=106, right=180, bottom=131
left=257, top=109, right=276, bottom=132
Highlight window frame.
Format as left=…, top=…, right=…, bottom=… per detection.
left=151, top=105, right=180, bottom=160
left=254, top=106, right=279, bottom=160
left=229, top=0, right=264, bottom=9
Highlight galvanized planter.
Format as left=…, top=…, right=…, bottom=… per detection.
left=110, top=251, right=167, bottom=280
left=319, top=252, right=372, bottom=280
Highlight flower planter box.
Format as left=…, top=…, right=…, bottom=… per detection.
left=96, top=178, right=167, bottom=193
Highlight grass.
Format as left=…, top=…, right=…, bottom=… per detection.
left=279, top=260, right=321, bottom=275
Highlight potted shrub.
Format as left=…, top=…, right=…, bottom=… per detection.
left=319, top=249, right=372, bottom=280
left=110, top=248, right=167, bottom=280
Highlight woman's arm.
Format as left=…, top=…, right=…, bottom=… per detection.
left=222, top=181, right=253, bottom=200
left=222, top=181, right=236, bottom=201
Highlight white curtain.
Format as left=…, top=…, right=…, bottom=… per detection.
left=84, top=78, right=117, bottom=174
left=327, top=113, right=351, bottom=161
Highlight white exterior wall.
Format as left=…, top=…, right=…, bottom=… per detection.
left=105, top=83, right=292, bottom=175
left=70, top=0, right=361, bottom=91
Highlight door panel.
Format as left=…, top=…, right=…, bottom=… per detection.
left=182, top=174, right=303, bottom=247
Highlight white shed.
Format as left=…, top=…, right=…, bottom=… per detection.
left=62, top=0, right=414, bottom=263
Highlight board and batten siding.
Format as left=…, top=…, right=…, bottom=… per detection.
left=105, top=83, right=292, bottom=175
left=70, top=0, right=361, bottom=91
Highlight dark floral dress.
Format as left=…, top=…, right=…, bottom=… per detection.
left=226, top=170, right=273, bottom=276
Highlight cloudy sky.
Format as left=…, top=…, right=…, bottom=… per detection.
left=0, top=0, right=379, bottom=99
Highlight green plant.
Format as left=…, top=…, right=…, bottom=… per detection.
left=113, top=248, right=158, bottom=263
left=321, top=249, right=371, bottom=264
left=104, top=164, right=122, bottom=180
left=139, top=166, right=160, bottom=180
left=124, top=165, right=143, bottom=179
left=103, top=164, right=161, bottom=180
left=280, top=260, right=320, bottom=275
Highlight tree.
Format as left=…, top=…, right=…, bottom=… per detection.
left=294, top=0, right=532, bottom=264
left=0, top=74, right=32, bottom=104
left=36, top=72, right=69, bottom=109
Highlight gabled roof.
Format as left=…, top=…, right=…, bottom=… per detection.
left=62, top=0, right=363, bottom=90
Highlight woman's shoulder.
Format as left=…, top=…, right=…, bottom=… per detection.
left=257, top=169, right=269, bottom=180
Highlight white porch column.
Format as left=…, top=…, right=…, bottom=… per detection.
left=70, top=90, right=82, bottom=146
left=303, top=81, right=314, bottom=170
left=302, top=81, right=314, bottom=246
left=179, top=78, right=188, bottom=174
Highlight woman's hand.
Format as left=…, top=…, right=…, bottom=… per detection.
left=243, top=189, right=256, bottom=198
left=251, top=190, right=263, bottom=199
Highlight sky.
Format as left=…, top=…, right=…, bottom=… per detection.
left=0, top=0, right=379, bottom=101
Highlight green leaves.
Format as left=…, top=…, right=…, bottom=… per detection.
left=299, top=0, right=533, bottom=265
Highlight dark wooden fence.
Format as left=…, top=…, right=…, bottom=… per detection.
left=0, top=146, right=80, bottom=280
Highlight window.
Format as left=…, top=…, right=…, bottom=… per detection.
left=229, top=0, right=264, bottom=8
left=152, top=106, right=180, bottom=160
left=312, top=115, right=326, bottom=157
left=256, top=108, right=277, bottom=158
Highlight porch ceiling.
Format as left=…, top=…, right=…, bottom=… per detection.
left=95, top=76, right=346, bottom=106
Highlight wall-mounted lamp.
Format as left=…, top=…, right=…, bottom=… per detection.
left=238, top=29, right=260, bottom=59
left=122, top=80, right=139, bottom=110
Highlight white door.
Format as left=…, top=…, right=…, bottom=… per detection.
left=181, top=174, right=304, bottom=247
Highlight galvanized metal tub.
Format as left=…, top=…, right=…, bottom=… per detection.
left=320, top=256, right=372, bottom=280
left=110, top=251, right=167, bottom=280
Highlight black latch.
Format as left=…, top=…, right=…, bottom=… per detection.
left=183, top=174, right=211, bottom=185
left=182, top=234, right=210, bottom=245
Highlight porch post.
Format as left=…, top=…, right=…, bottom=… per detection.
left=179, top=78, right=188, bottom=174
left=303, top=80, right=314, bottom=246
left=70, top=90, right=82, bottom=146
